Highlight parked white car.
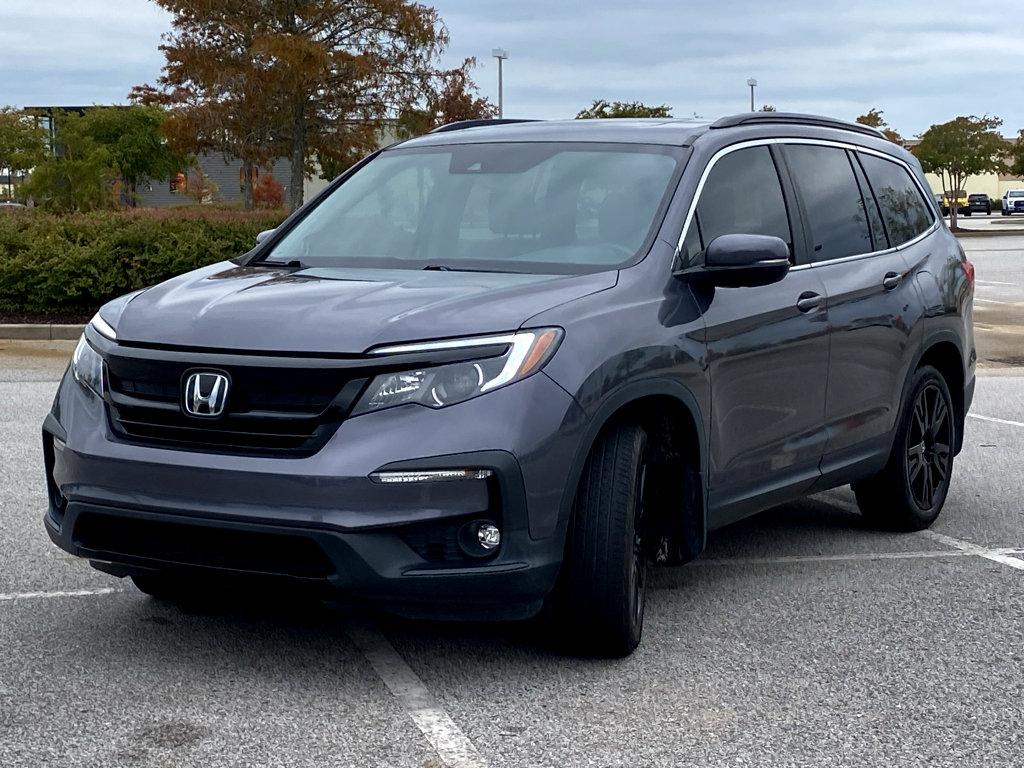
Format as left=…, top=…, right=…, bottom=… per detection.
left=1001, top=189, right=1024, bottom=216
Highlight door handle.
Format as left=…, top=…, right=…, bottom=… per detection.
left=882, top=272, right=902, bottom=291
left=796, top=291, right=823, bottom=313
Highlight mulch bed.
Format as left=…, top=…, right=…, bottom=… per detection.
left=0, top=312, right=92, bottom=325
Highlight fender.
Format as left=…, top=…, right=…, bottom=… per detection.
left=554, top=376, right=709, bottom=550
left=898, top=329, right=967, bottom=452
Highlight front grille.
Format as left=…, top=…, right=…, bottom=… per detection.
left=104, top=353, right=367, bottom=456
left=74, top=511, right=335, bottom=578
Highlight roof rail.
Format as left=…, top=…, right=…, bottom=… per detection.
left=710, top=112, right=884, bottom=139
left=430, top=118, right=540, bottom=134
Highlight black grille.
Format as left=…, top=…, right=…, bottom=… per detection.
left=104, top=353, right=367, bottom=456
left=74, top=511, right=335, bottom=578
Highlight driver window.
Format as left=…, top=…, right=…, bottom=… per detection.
left=693, top=146, right=793, bottom=262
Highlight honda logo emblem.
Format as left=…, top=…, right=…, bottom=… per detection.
left=183, top=371, right=229, bottom=417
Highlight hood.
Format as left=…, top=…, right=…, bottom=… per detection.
left=113, top=262, right=617, bottom=353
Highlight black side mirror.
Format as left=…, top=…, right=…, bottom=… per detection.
left=681, top=233, right=791, bottom=288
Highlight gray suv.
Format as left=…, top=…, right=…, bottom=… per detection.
left=43, top=113, right=975, bottom=655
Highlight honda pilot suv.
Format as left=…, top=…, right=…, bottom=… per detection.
left=44, top=113, right=975, bottom=655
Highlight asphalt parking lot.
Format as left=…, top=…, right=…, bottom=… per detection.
left=2, top=237, right=1024, bottom=767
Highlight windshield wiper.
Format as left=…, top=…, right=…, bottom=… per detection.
left=422, top=263, right=513, bottom=273
left=259, top=259, right=306, bottom=269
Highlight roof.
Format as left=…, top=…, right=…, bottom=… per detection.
left=396, top=112, right=888, bottom=149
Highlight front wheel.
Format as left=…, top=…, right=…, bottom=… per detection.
left=853, top=366, right=955, bottom=531
left=554, top=422, right=650, bottom=656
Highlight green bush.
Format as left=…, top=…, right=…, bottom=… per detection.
left=0, top=207, right=287, bottom=314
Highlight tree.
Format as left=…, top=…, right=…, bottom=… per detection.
left=21, top=111, right=114, bottom=212
left=856, top=108, right=903, bottom=144
left=1007, top=130, right=1024, bottom=179
left=0, top=107, right=47, bottom=199
left=140, top=0, right=447, bottom=212
left=77, top=106, right=184, bottom=206
left=914, top=115, right=1007, bottom=230
left=576, top=100, right=672, bottom=119
left=396, top=58, right=497, bottom=138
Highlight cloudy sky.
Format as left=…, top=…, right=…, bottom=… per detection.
left=1, top=0, right=1017, bottom=136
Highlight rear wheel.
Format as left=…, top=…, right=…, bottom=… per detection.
left=853, top=366, right=955, bottom=531
left=555, top=422, right=650, bottom=657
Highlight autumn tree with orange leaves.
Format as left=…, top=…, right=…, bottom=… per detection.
left=136, top=0, right=447, bottom=210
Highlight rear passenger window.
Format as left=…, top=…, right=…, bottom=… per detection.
left=784, top=145, right=872, bottom=261
left=695, top=146, right=792, bottom=253
left=858, top=153, right=934, bottom=246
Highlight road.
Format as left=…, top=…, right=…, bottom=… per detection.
left=3, top=264, right=1024, bottom=765
left=964, top=234, right=1024, bottom=367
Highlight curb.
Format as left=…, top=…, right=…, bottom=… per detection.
left=0, top=324, right=84, bottom=341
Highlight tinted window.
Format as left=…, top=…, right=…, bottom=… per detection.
left=695, top=146, right=792, bottom=252
left=785, top=145, right=872, bottom=261
left=268, top=143, right=681, bottom=274
left=850, top=153, right=889, bottom=251
left=858, top=153, right=934, bottom=246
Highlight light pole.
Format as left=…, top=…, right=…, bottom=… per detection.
left=492, top=48, right=509, bottom=119
left=747, top=78, right=758, bottom=112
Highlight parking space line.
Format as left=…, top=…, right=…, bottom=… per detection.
left=347, top=623, right=485, bottom=768
left=0, top=587, right=120, bottom=602
left=974, top=298, right=1014, bottom=305
left=689, top=548, right=1024, bottom=567
left=968, top=413, right=1024, bottom=428
left=976, top=280, right=1017, bottom=286
left=919, top=530, right=1024, bottom=572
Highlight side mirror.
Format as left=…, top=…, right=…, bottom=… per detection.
left=688, top=233, right=791, bottom=288
left=255, top=228, right=276, bottom=245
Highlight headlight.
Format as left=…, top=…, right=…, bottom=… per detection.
left=353, top=328, right=562, bottom=415
left=72, top=335, right=104, bottom=396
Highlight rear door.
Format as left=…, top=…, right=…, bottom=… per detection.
left=781, top=143, right=925, bottom=478
left=685, top=144, right=830, bottom=525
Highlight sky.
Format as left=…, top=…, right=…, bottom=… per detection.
left=0, top=0, right=1018, bottom=137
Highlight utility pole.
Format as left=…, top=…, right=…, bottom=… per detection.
left=492, top=48, right=509, bottom=118
left=747, top=78, right=758, bottom=112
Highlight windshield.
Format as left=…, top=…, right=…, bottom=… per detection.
left=1010, top=191, right=1024, bottom=198
left=266, top=142, right=684, bottom=273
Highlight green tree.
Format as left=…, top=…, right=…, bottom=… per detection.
left=856, top=108, right=903, bottom=144
left=78, top=106, right=184, bottom=206
left=576, top=100, right=672, bottom=119
left=21, top=111, right=113, bottom=212
left=914, top=115, right=1006, bottom=230
left=141, top=0, right=447, bottom=212
left=1007, top=130, right=1024, bottom=179
left=0, top=107, right=47, bottom=199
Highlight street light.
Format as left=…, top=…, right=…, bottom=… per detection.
left=492, top=48, right=509, bottom=119
left=747, top=78, right=758, bottom=112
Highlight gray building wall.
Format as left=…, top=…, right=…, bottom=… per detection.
left=137, top=154, right=293, bottom=207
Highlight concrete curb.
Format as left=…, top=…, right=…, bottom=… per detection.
left=0, top=324, right=84, bottom=341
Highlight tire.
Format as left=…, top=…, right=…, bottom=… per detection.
left=555, top=422, right=650, bottom=656
left=853, top=365, right=955, bottom=531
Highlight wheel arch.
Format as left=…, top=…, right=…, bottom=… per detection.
left=557, top=379, right=709, bottom=558
left=906, top=333, right=967, bottom=454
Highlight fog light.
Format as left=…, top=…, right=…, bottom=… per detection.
left=477, top=523, right=501, bottom=550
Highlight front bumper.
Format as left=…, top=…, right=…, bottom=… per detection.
left=43, top=366, right=586, bottom=619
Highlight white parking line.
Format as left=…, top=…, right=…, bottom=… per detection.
left=690, top=548, right=1024, bottom=567
left=347, top=623, right=485, bottom=768
left=969, top=413, right=1024, bottom=428
left=0, top=587, right=120, bottom=602
left=976, top=280, right=1017, bottom=286
left=974, top=298, right=1014, bottom=305
left=919, top=530, right=1024, bottom=572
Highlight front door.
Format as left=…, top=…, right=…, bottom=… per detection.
left=682, top=144, right=831, bottom=525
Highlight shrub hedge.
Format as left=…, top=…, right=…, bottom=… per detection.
left=0, top=208, right=287, bottom=315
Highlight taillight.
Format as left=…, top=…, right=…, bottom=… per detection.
left=962, top=258, right=975, bottom=285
